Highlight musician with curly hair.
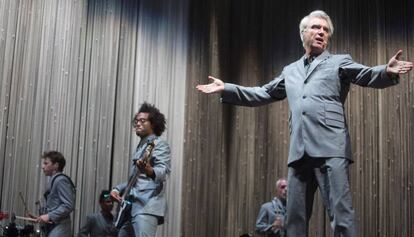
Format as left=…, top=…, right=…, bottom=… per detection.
left=111, top=102, right=171, bottom=237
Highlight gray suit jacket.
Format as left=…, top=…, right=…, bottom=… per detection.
left=222, top=51, right=398, bottom=164
left=45, top=173, right=75, bottom=223
left=256, top=198, right=286, bottom=237
left=115, top=134, right=171, bottom=224
left=43, top=173, right=75, bottom=237
left=78, top=212, right=117, bottom=237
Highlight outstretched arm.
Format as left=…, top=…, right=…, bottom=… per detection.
left=196, top=76, right=224, bottom=94
left=386, top=50, right=413, bottom=76
left=197, top=74, right=286, bottom=106
left=339, top=51, right=412, bottom=88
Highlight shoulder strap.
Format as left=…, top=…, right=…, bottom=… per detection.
left=44, top=173, right=75, bottom=200
left=50, top=173, right=76, bottom=190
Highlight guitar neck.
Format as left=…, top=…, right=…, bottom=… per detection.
left=121, top=141, right=155, bottom=199
left=121, top=169, right=140, bottom=199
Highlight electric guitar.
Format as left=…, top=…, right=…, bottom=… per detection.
left=114, top=140, right=156, bottom=229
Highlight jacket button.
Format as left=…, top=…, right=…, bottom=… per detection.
left=302, top=95, right=306, bottom=99
left=302, top=111, right=306, bottom=115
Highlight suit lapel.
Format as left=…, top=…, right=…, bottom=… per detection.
left=296, top=56, right=307, bottom=79
left=306, top=51, right=331, bottom=79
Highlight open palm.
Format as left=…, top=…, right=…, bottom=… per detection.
left=386, top=50, right=413, bottom=75
left=196, top=76, right=225, bottom=94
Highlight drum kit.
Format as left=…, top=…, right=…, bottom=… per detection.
left=0, top=211, right=41, bottom=237
left=0, top=192, right=43, bottom=237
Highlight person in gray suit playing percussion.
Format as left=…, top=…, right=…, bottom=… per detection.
left=111, top=102, right=171, bottom=237
left=196, top=10, right=413, bottom=237
left=34, top=151, right=76, bottom=237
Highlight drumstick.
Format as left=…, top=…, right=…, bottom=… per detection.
left=15, top=216, right=37, bottom=222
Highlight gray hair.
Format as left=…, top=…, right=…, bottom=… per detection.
left=276, top=178, right=287, bottom=188
left=299, top=10, right=334, bottom=42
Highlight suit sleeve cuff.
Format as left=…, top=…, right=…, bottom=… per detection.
left=220, top=83, right=236, bottom=103
left=382, top=66, right=399, bottom=85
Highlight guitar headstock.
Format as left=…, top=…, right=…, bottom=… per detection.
left=146, top=140, right=155, bottom=148
left=142, top=140, right=156, bottom=163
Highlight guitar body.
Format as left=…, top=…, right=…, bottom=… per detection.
left=114, top=199, right=132, bottom=229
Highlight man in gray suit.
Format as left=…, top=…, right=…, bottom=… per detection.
left=111, top=102, right=171, bottom=237
left=35, top=151, right=75, bottom=237
left=196, top=10, right=413, bottom=237
left=256, top=178, right=287, bottom=237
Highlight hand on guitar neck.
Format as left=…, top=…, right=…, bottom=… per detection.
left=110, top=153, right=156, bottom=203
left=136, top=159, right=155, bottom=179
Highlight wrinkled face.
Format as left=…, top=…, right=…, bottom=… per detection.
left=302, top=17, right=330, bottom=55
left=41, top=158, right=59, bottom=176
left=133, top=112, right=154, bottom=138
left=276, top=179, right=288, bottom=201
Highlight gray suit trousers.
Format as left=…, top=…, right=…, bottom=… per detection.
left=47, top=218, right=72, bottom=237
left=117, top=214, right=158, bottom=237
left=286, top=156, right=356, bottom=237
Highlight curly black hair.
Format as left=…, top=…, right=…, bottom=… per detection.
left=133, top=102, right=166, bottom=136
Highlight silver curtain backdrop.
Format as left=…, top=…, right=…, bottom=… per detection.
left=1, top=0, right=413, bottom=237
left=0, top=0, right=187, bottom=236
left=183, top=0, right=414, bottom=237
